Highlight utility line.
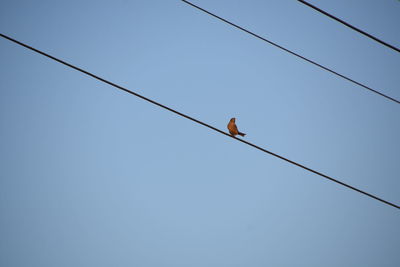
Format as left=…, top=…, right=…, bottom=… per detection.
left=181, top=0, right=400, bottom=105
left=298, top=0, right=400, bottom=53
left=1, top=32, right=398, bottom=210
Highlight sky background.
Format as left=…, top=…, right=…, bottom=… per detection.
left=1, top=0, right=399, bottom=266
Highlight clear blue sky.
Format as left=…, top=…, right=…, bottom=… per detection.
left=1, top=0, right=399, bottom=266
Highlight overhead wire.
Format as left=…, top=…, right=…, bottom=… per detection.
left=181, top=0, right=400, bottom=105
left=1, top=33, right=398, bottom=210
left=297, top=0, right=400, bottom=53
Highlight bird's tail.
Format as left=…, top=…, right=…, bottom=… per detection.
left=238, top=132, right=246, bottom=137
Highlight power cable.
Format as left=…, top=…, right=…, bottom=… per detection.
left=0, top=32, right=398, bottom=210
left=298, top=0, right=400, bottom=53
left=181, top=0, right=400, bottom=105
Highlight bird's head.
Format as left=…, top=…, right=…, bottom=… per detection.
left=230, top=118, right=236, bottom=122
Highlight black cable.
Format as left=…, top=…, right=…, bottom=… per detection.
left=298, top=0, right=400, bottom=53
left=181, top=0, right=400, bottom=105
left=1, top=32, right=398, bottom=210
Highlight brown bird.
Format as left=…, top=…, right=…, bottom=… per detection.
left=227, top=118, right=246, bottom=137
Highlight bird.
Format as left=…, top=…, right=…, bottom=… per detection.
left=227, top=118, right=246, bottom=137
